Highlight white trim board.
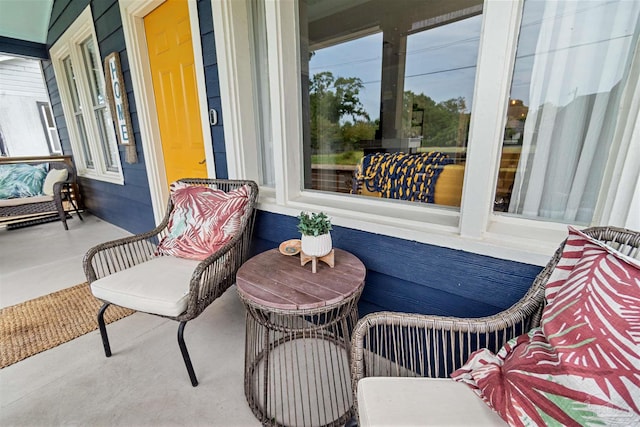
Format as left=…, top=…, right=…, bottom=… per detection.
left=119, top=0, right=214, bottom=225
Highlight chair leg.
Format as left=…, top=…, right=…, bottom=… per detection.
left=59, top=210, right=69, bottom=230
left=97, top=303, right=112, bottom=357
left=54, top=193, right=68, bottom=230
left=67, top=189, right=83, bottom=221
left=345, top=415, right=359, bottom=427
left=178, top=321, right=198, bottom=387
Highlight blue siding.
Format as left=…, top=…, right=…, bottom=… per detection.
left=46, top=0, right=155, bottom=234
left=253, top=211, right=543, bottom=318
left=0, top=36, right=48, bottom=59
left=197, top=0, right=227, bottom=178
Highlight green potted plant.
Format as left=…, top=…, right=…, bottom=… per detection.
left=297, top=211, right=332, bottom=257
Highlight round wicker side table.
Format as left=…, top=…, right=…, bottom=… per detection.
left=236, top=248, right=366, bottom=427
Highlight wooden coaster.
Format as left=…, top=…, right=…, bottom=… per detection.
left=300, top=249, right=335, bottom=273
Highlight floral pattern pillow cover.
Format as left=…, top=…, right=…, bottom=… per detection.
left=156, top=182, right=250, bottom=261
left=452, top=226, right=640, bottom=426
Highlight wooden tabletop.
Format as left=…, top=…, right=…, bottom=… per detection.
left=236, top=248, right=366, bottom=311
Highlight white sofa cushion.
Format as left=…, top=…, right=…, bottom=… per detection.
left=90, top=256, right=200, bottom=317
left=0, top=195, right=53, bottom=207
left=357, top=377, right=505, bottom=426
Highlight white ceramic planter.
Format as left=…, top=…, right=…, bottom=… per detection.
left=301, top=233, right=332, bottom=257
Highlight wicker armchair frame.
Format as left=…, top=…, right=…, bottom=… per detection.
left=349, top=226, right=640, bottom=418
left=83, top=178, right=259, bottom=386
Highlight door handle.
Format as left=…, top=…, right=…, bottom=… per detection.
left=209, top=108, right=218, bottom=126
left=199, top=158, right=206, bottom=164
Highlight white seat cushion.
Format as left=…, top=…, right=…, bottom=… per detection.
left=0, top=195, right=53, bottom=207
left=90, top=256, right=200, bottom=317
left=357, top=377, right=506, bottom=426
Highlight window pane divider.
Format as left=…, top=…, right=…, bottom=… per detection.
left=459, top=0, right=523, bottom=239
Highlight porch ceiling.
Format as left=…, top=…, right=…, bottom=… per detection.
left=0, top=0, right=52, bottom=44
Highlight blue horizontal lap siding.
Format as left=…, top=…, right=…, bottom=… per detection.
left=252, top=211, right=542, bottom=318
left=46, top=0, right=154, bottom=234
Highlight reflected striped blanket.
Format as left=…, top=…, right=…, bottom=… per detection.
left=351, top=151, right=453, bottom=203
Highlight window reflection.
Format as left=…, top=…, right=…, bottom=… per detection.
left=496, top=0, right=640, bottom=223
left=300, top=0, right=482, bottom=208
left=80, top=38, right=120, bottom=172
left=63, top=56, right=94, bottom=168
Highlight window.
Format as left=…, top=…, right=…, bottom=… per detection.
left=80, top=39, right=120, bottom=172
left=250, top=0, right=274, bottom=187
left=0, top=128, right=7, bottom=156
left=215, top=0, right=640, bottom=264
left=50, top=7, right=123, bottom=184
left=496, top=0, right=640, bottom=224
left=300, top=1, right=482, bottom=208
left=37, top=101, right=62, bottom=155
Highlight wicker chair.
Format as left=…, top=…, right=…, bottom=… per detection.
left=83, top=179, right=258, bottom=386
left=349, top=226, right=640, bottom=422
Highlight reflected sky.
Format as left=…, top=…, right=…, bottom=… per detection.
left=308, top=0, right=639, bottom=120
left=310, top=33, right=382, bottom=121
left=309, top=14, right=483, bottom=121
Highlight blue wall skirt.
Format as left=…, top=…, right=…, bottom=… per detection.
left=252, top=211, right=543, bottom=318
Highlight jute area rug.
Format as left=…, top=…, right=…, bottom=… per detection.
left=0, top=283, right=134, bottom=368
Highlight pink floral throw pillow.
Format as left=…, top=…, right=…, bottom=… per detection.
left=156, top=183, right=250, bottom=261
left=452, top=227, right=640, bottom=426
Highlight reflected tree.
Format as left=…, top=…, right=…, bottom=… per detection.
left=402, top=91, right=468, bottom=147
left=310, top=72, right=372, bottom=151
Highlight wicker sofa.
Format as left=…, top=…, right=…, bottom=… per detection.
left=350, top=226, right=640, bottom=426
left=0, top=156, right=81, bottom=230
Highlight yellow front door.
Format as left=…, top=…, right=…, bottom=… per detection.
left=144, top=0, right=207, bottom=185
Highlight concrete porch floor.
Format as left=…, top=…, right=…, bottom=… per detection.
left=0, top=213, right=261, bottom=426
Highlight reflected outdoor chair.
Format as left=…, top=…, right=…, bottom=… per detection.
left=83, top=179, right=258, bottom=386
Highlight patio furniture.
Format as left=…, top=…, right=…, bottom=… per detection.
left=350, top=226, right=640, bottom=426
left=0, top=156, right=82, bottom=230
left=236, top=248, right=366, bottom=426
left=83, top=178, right=258, bottom=386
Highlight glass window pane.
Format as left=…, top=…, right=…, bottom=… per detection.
left=79, top=37, right=120, bottom=173
left=496, top=0, right=640, bottom=224
left=38, top=102, right=62, bottom=154
left=63, top=55, right=93, bottom=168
left=41, top=102, right=54, bottom=127
left=75, top=114, right=94, bottom=168
left=63, top=57, right=81, bottom=112
left=299, top=0, right=482, bottom=208
left=251, top=0, right=274, bottom=187
left=81, top=38, right=106, bottom=106
left=96, top=107, right=119, bottom=171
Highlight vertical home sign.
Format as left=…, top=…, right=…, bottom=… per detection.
left=104, top=52, right=137, bottom=163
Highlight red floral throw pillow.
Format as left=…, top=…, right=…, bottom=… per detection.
left=452, top=227, right=640, bottom=426
left=156, top=183, right=250, bottom=261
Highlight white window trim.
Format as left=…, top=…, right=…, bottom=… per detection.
left=213, top=0, right=640, bottom=266
left=210, top=0, right=262, bottom=184
left=49, top=6, right=124, bottom=185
